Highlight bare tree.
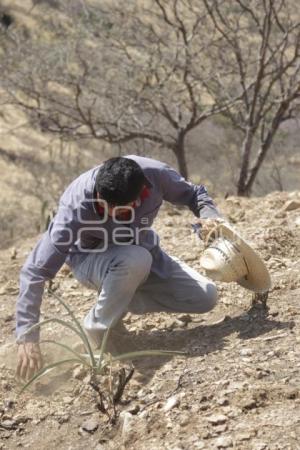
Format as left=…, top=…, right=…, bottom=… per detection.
left=201, top=0, right=300, bottom=195
left=2, top=0, right=298, bottom=189
left=1, top=0, right=240, bottom=179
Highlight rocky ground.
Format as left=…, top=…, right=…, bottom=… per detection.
left=0, top=192, right=300, bottom=450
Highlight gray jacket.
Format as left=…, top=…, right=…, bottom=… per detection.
left=16, top=155, right=221, bottom=342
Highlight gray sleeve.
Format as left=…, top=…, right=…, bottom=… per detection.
left=16, top=203, right=79, bottom=342
left=159, top=164, right=221, bottom=219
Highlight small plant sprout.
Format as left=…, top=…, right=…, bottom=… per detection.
left=18, top=289, right=185, bottom=421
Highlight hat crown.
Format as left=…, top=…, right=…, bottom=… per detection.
left=200, top=237, right=248, bottom=283
left=200, top=221, right=271, bottom=293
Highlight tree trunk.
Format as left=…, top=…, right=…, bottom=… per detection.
left=237, top=128, right=254, bottom=196
left=244, top=104, right=288, bottom=194
left=244, top=135, right=278, bottom=194
left=173, top=133, right=188, bottom=179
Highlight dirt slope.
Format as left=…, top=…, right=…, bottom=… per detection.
left=0, top=192, right=300, bottom=450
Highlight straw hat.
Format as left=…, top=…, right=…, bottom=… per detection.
left=200, top=222, right=271, bottom=293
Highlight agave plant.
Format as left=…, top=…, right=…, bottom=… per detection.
left=19, top=289, right=184, bottom=420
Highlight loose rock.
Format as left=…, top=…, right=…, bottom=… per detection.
left=239, top=348, right=253, bottom=357
left=163, top=395, right=180, bottom=412
left=215, top=436, right=233, bottom=448
left=72, top=365, right=87, bottom=381
left=283, top=200, right=300, bottom=211
left=207, top=414, right=228, bottom=425
left=236, top=432, right=252, bottom=441
left=81, top=418, right=99, bottom=433
left=240, top=397, right=257, bottom=411
left=0, top=419, right=18, bottom=430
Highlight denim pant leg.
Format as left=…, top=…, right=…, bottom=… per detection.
left=129, top=256, right=218, bottom=315
left=68, top=245, right=152, bottom=342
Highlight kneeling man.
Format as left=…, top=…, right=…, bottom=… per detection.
left=16, top=155, right=221, bottom=379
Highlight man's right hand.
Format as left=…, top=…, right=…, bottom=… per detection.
left=196, top=218, right=224, bottom=244
left=16, top=342, right=43, bottom=381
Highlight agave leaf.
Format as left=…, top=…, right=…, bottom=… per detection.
left=21, top=318, right=96, bottom=367
left=48, top=290, right=96, bottom=367
left=18, top=358, right=82, bottom=394
left=21, top=318, right=84, bottom=343
left=78, top=352, right=110, bottom=372
left=97, top=328, right=111, bottom=369
left=41, top=339, right=90, bottom=367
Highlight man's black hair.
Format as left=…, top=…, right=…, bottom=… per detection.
left=95, top=157, right=147, bottom=205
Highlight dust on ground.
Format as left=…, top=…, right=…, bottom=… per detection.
left=0, top=192, right=300, bottom=450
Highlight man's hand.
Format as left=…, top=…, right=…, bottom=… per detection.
left=16, top=342, right=43, bottom=381
left=196, top=218, right=223, bottom=244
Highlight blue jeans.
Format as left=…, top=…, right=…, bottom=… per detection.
left=68, top=245, right=217, bottom=344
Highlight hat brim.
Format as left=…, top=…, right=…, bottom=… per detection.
left=207, top=222, right=271, bottom=293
